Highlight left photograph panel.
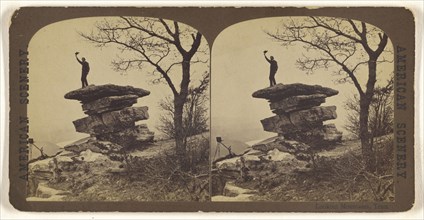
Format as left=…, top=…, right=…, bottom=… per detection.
left=26, top=17, right=210, bottom=202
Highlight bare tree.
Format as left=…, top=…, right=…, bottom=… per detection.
left=344, top=77, right=394, bottom=139
left=267, top=16, right=391, bottom=172
left=157, top=72, right=209, bottom=142
left=80, top=17, right=209, bottom=170
left=369, top=77, right=394, bottom=142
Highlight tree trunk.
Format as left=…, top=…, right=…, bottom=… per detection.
left=359, top=96, right=375, bottom=172
left=174, top=59, right=191, bottom=171
left=174, top=94, right=188, bottom=170
left=360, top=58, right=378, bottom=172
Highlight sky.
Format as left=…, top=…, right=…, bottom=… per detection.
left=28, top=17, right=209, bottom=144
left=210, top=17, right=394, bottom=145
left=28, top=16, right=394, bottom=148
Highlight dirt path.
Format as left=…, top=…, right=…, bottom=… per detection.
left=211, top=181, right=257, bottom=202
left=26, top=183, right=70, bottom=201
left=316, top=139, right=361, bottom=158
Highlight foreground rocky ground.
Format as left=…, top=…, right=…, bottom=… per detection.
left=28, top=84, right=209, bottom=201
left=212, top=136, right=394, bottom=202
left=209, top=82, right=394, bottom=202
left=28, top=133, right=209, bottom=201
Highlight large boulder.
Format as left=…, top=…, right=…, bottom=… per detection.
left=28, top=158, right=54, bottom=175
left=270, top=94, right=327, bottom=113
left=96, top=124, right=154, bottom=149
left=261, top=106, right=337, bottom=134
left=265, top=149, right=295, bottom=162
left=64, top=138, right=123, bottom=154
left=76, top=149, right=110, bottom=162
left=215, top=155, right=262, bottom=172
left=252, top=83, right=338, bottom=101
left=28, top=151, right=77, bottom=176
left=284, top=123, right=342, bottom=148
left=81, top=95, right=139, bottom=115
left=73, top=107, right=149, bottom=135
left=65, top=84, right=155, bottom=150
left=64, top=84, right=150, bottom=103
left=252, top=136, right=311, bottom=160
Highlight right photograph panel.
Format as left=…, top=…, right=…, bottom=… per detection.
left=211, top=16, right=395, bottom=202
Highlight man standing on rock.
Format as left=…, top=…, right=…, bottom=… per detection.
left=263, top=50, right=278, bottom=87
left=75, top=52, right=90, bottom=88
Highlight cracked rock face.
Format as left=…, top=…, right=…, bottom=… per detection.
left=64, top=84, right=150, bottom=103
left=253, top=83, right=342, bottom=149
left=261, top=106, right=337, bottom=134
left=96, top=124, right=155, bottom=149
left=284, top=124, right=343, bottom=148
left=73, top=107, right=149, bottom=135
left=81, top=95, right=139, bottom=115
left=64, top=138, right=123, bottom=154
left=65, top=84, right=154, bottom=150
left=270, top=94, right=327, bottom=113
left=214, top=83, right=343, bottom=185
left=252, top=83, right=338, bottom=101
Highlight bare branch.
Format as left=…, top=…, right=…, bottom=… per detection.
left=310, top=17, right=362, bottom=43
left=80, top=17, right=210, bottom=168
left=121, top=16, right=175, bottom=44
left=265, top=17, right=394, bottom=96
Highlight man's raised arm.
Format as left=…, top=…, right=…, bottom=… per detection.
left=263, top=51, right=271, bottom=63
left=75, top=52, right=82, bottom=64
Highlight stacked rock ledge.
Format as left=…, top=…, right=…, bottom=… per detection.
left=269, top=94, right=327, bottom=113
left=82, top=94, right=140, bottom=115
left=73, top=106, right=149, bottom=135
left=252, top=83, right=338, bottom=101
left=212, top=83, right=343, bottom=194
left=65, top=84, right=154, bottom=150
left=64, top=84, right=150, bottom=102
left=252, top=83, right=342, bottom=149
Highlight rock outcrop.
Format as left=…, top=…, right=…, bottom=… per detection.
left=212, top=144, right=311, bottom=198
left=212, top=84, right=344, bottom=200
left=252, top=83, right=342, bottom=148
left=251, top=136, right=312, bottom=161
left=64, top=84, right=154, bottom=149
left=29, top=84, right=211, bottom=200
left=252, top=83, right=338, bottom=102
left=64, top=84, right=150, bottom=103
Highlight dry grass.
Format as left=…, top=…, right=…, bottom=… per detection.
left=235, top=136, right=395, bottom=202
left=55, top=134, right=210, bottom=201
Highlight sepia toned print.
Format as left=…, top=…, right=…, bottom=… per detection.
left=211, top=17, right=394, bottom=202
left=8, top=7, right=415, bottom=212
left=26, top=17, right=210, bottom=201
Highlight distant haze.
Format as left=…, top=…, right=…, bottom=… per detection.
left=28, top=17, right=209, bottom=145
left=28, top=16, right=393, bottom=151
left=211, top=17, right=393, bottom=146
